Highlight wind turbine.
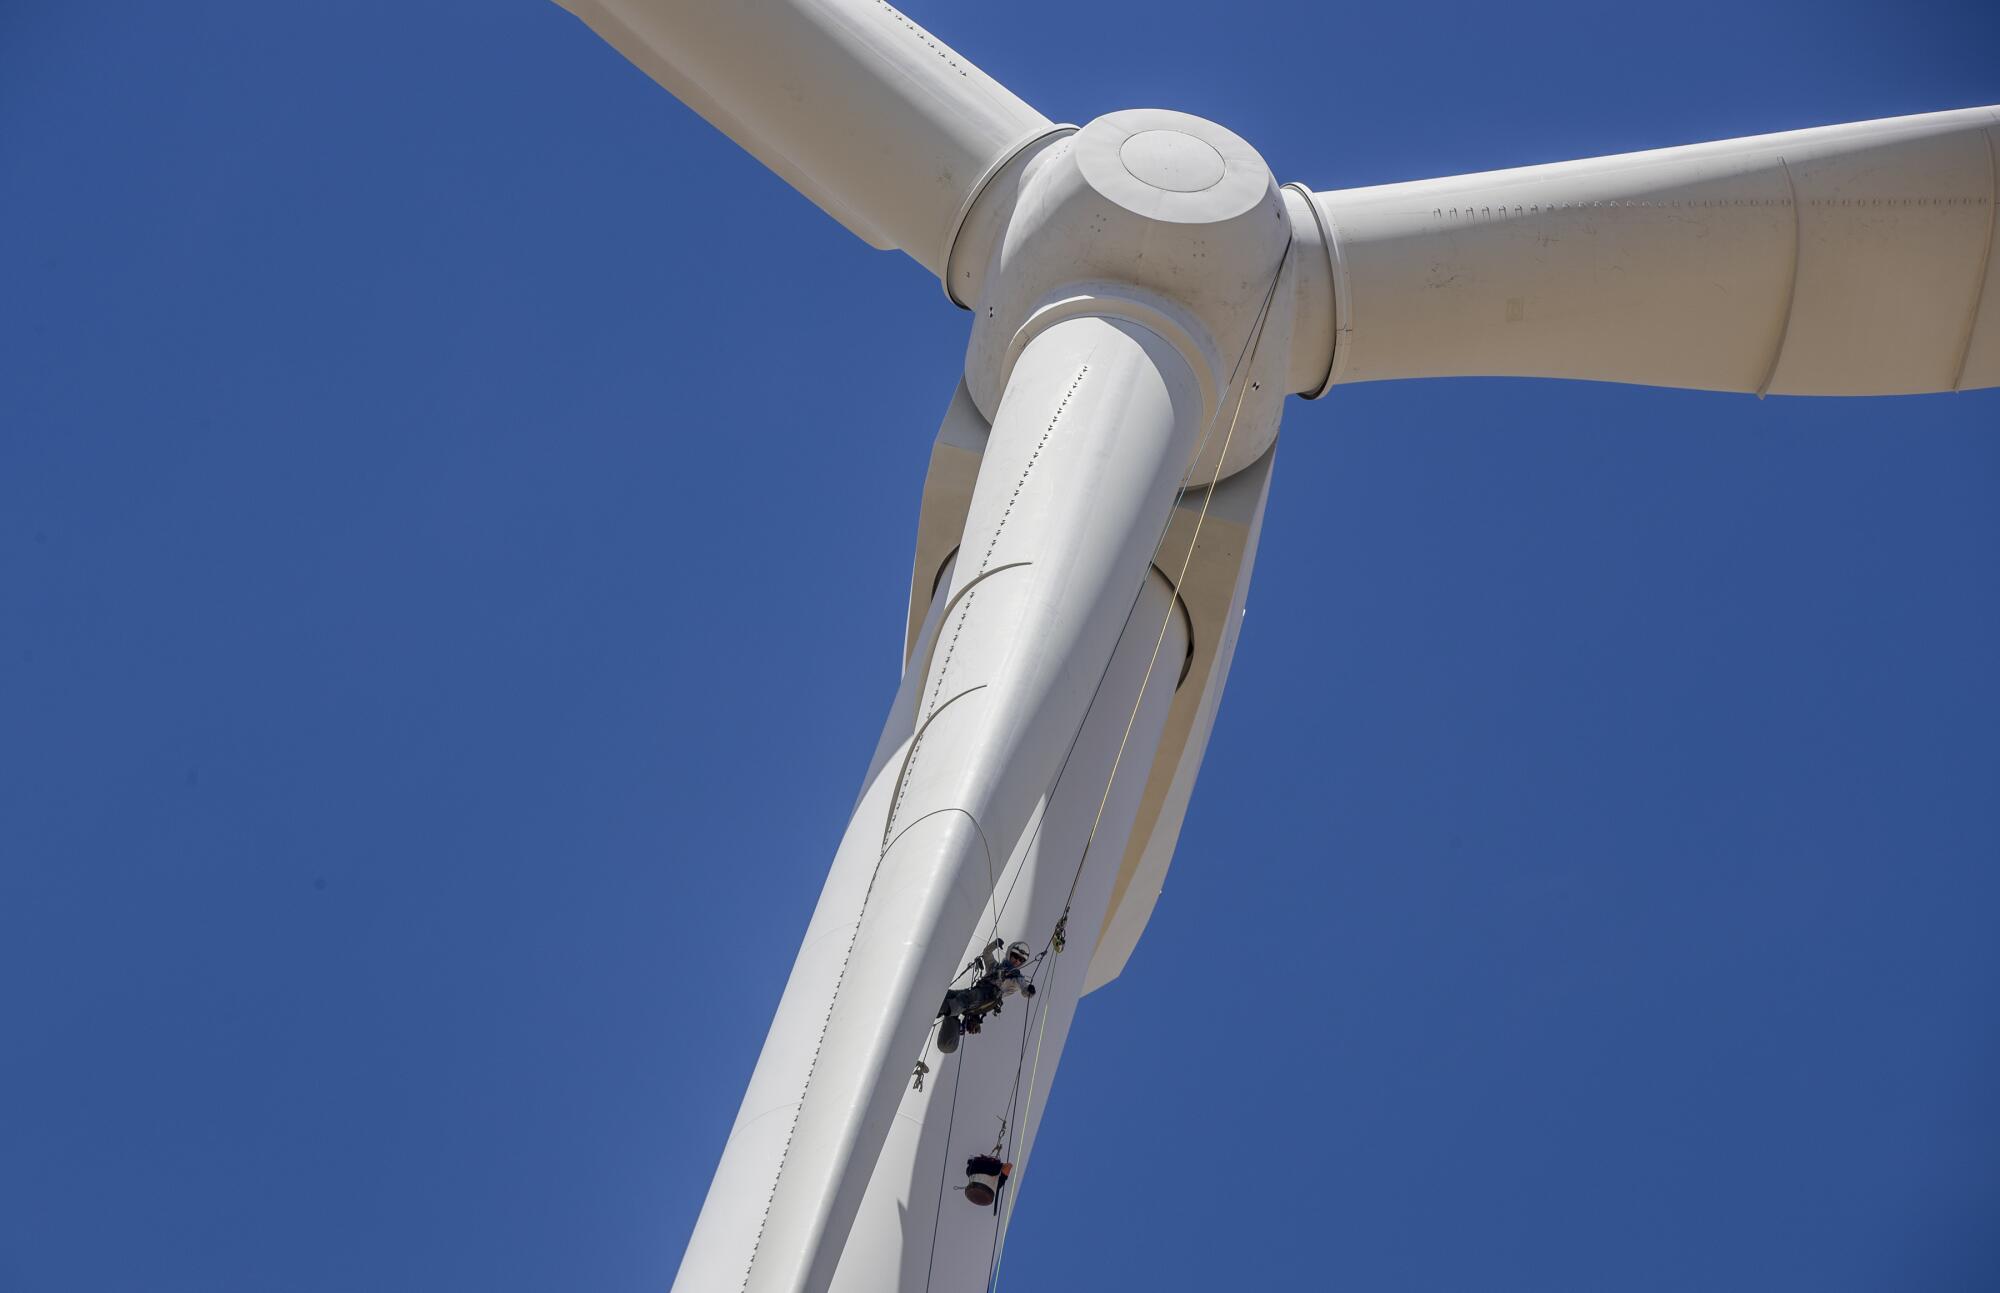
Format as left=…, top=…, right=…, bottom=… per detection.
left=543, top=2, right=1997, bottom=1289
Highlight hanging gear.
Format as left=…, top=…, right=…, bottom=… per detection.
left=911, top=1059, right=930, bottom=1091
left=963, top=1153, right=1012, bottom=1208
left=964, top=1121, right=1013, bottom=1210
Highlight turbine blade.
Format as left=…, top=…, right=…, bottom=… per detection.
left=553, top=0, right=1055, bottom=279
left=673, top=320, right=1206, bottom=1293
left=1301, top=106, right=2000, bottom=396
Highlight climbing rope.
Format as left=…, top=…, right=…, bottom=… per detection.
left=920, top=1048, right=967, bottom=1293
left=987, top=236, right=1297, bottom=1293
left=757, top=234, right=1291, bottom=1290
left=1048, top=233, right=1297, bottom=943
left=911, top=236, right=1298, bottom=1293
left=983, top=954, right=1052, bottom=1290
left=985, top=234, right=1298, bottom=952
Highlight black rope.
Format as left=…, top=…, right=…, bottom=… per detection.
left=993, top=239, right=1297, bottom=958
left=984, top=240, right=1297, bottom=1293
left=984, top=959, right=1048, bottom=1291
left=923, top=238, right=1298, bottom=1293
left=921, top=1048, right=966, bottom=1293
left=1038, top=234, right=1298, bottom=963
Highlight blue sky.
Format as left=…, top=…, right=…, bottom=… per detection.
left=3, top=1, right=1997, bottom=1290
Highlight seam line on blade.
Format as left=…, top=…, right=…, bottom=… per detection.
left=907, top=562, right=1033, bottom=727
left=986, top=562, right=1188, bottom=929
left=1283, top=183, right=1340, bottom=398
left=1321, top=204, right=1355, bottom=388
left=941, top=125, right=1080, bottom=308
left=737, top=360, right=1091, bottom=1287
left=986, top=280, right=1281, bottom=939
left=898, top=366, right=1087, bottom=931
left=879, top=807, right=996, bottom=884
left=990, top=235, right=1295, bottom=1293
left=1756, top=157, right=1801, bottom=399
left=735, top=677, right=981, bottom=1290
left=1952, top=116, right=1999, bottom=393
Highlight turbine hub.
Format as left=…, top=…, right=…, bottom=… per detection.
left=1069, top=111, right=1273, bottom=228
left=955, top=109, right=1298, bottom=482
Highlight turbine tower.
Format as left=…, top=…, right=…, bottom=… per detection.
left=545, top=2, right=1998, bottom=1288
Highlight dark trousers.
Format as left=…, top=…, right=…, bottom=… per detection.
left=939, top=980, right=1001, bottom=1020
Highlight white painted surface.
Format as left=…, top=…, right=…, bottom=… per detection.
left=831, top=569, right=1187, bottom=1292
left=553, top=0, right=1051, bottom=275
left=900, top=395, right=1283, bottom=998
left=1308, top=106, right=2000, bottom=394
left=674, top=314, right=1204, bottom=1293
left=536, top=8, right=1997, bottom=1283
left=670, top=555, right=957, bottom=1293
left=962, top=110, right=1295, bottom=486
left=1084, top=446, right=1276, bottom=992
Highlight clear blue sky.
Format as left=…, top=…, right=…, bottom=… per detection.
left=4, top=2, right=1997, bottom=1290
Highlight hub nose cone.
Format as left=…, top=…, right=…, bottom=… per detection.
left=1119, top=130, right=1226, bottom=193
left=1070, top=108, right=1275, bottom=226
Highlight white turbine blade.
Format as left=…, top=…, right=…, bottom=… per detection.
left=831, top=564, right=1189, bottom=1292
left=674, top=319, right=1206, bottom=1293
left=553, top=0, right=1054, bottom=277
left=1304, top=106, right=2000, bottom=396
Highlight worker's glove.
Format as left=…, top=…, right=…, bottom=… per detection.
left=1022, top=984, right=1037, bottom=998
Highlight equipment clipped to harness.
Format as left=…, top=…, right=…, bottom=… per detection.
left=963, top=1153, right=1011, bottom=1209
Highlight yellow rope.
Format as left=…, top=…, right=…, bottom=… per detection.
left=987, top=237, right=1294, bottom=1290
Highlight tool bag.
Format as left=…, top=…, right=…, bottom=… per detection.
left=963, top=1154, right=1008, bottom=1207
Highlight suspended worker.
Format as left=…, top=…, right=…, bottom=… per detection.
left=934, top=939, right=1036, bottom=1053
